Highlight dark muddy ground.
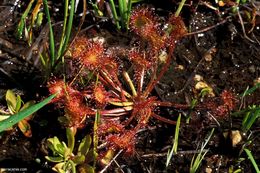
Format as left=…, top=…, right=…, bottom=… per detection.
left=0, top=0, right=260, bottom=173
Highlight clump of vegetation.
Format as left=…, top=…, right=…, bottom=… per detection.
left=45, top=128, right=95, bottom=173
left=0, top=90, right=34, bottom=137
left=48, top=6, right=187, bottom=157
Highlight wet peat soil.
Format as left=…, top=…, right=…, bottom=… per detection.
left=0, top=0, right=260, bottom=172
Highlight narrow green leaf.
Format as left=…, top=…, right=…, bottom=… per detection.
left=244, top=148, right=260, bottom=173
left=15, top=95, right=22, bottom=112
left=242, top=111, right=250, bottom=130
left=39, top=52, right=47, bottom=67
left=173, top=114, right=181, bottom=153
left=232, top=106, right=260, bottom=116
left=45, top=156, right=64, bottom=163
left=57, top=0, right=69, bottom=60
left=166, top=113, right=181, bottom=167
left=121, top=0, right=128, bottom=22
left=6, top=90, right=17, bottom=114
left=0, top=115, right=10, bottom=121
left=240, top=83, right=260, bottom=97
left=190, top=128, right=214, bottom=173
left=126, top=0, right=132, bottom=29
left=66, top=128, right=75, bottom=154
left=36, top=12, right=44, bottom=27
left=132, top=0, right=144, bottom=3
left=47, top=136, right=64, bottom=155
left=175, top=0, right=187, bottom=17
left=118, top=0, right=126, bottom=27
left=109, top=0, right=121, bottom=30
left=93, top=111, right=100, bottom=167
left=43, top=0, right=56, bottom=65
left=0, top=94, right=56, bottom=132
left=60, top=0, right=75, bottom=57
left=241, top=106, right=260, bottom=132
left=78, top=135, right=92, bottom=155
left=20, top=101, right=35, bottom=111
left=16, top=0, right=35, bottom=39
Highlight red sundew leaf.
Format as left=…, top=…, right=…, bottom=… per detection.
left=48, top=80, right=67, bottom=102
left=70, top=36, right=89, bottom=58
left=130, top=7, right=158, bottom=36
left=71, top=36, right=106, bottom=70
left=97, top=120, right=124, bottom=135
left=128, top=49, right=151, bottom=69
left=106, top=130, right=136, bottom=154
left=166, top=15, right=187, bottom=48
left=220, top=90, right=237, bottom=110
left=93, top=84, right=109, bottom=105
left=65, top=94, right=94, bottom=129
left=130, top=7, right=165, bottom=51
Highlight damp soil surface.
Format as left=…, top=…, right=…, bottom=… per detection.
left=0, top=0, right=260, bottom=173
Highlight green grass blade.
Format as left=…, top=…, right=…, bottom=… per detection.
left=232, top=106, right=260, bottom=117
left=244, top=148, right=260, bottom=173
left=241, top=107, right=260, bottom=132
left=16, top=0, right=35, bottom=39
left=121, top=0, right=128, bottom=22
left=57, top=0, right=69, bottom=60
left=173, top=114, right=181, bottom=153
left=109, top=0, right=121, bottom=30
left=43, top=0, right=56, bottom=66
left=118, top=0, right=126, bottom=28
left=61, top=0, right=75, bottom=56
left=93, top=110, right=100, bottom=168
left=126, top=0, right=132, bottom=30
left=190, top=128, right=214, bottom=173
left=132, top=0, right=144, bottom=2
left=66, top=128, right=75, bottom=154
left=0, top=94, right=56, bottom=132
left=175, top=0, right=187, bottom=17
left=239, top=83, right=260, bottom=97
left=166, top=113, right=181, bottom=167
left=190, top=151, right=208, bottom=173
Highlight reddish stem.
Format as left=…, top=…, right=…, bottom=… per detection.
left=154, top=101, right=190, bottom=109
left=151, top=113, right=176, bottom=125
left=144, top=50, right=172, bottom=97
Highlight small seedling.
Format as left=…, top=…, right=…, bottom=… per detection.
left=166, top=113, right=181, bottom=167
left=0, top=90, right=56, bottom=136
left=0, top=90, right=34, bottom=137
left=45, top=128, right=95, bottom=173
left=190, top=128, right=214, bottom=173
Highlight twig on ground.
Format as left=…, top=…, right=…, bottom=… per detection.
left=185, top=17, right=230, bottom=36
left=237, top=9, right=255, bottom=43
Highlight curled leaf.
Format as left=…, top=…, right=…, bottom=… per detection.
left=18, top=119, right=32, bottom=137
left=78, top=135, right=92, bottom=156
left=6, top=90, right=17, bottom=114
